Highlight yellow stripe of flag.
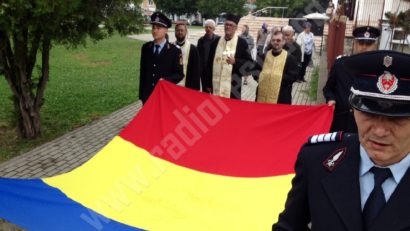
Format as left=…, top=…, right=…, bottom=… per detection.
left=45, top=136, right=294, bottom=231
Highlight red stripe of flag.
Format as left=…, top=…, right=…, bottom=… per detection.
left=120, top=81, right=333, bottom=177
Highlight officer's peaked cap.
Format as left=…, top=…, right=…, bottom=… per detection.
left=151, top=12, right=172, bottom=28
left=352, top=26, right=380, bottom=41
left=347, top=50, right=410, bottom=117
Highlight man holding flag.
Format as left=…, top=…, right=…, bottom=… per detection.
left=273, top=50, right=410, bottom=231
left=139, top=12, right=184, bottom=104
left=323, top=26, right=380, bottom=132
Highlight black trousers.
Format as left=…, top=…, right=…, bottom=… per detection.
left=299, top=53, right=312, bottom=81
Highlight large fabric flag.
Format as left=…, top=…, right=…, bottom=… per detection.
left=0, top=81, right=333, bottom=230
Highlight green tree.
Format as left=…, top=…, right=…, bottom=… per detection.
left=0, top=0, right=144, bottom=139
left=155, top=0, right=198, bottom=16
left=197, top=0, right=247, bottom=18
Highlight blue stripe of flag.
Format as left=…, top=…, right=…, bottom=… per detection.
left=0, top=178, right=144, bottom=231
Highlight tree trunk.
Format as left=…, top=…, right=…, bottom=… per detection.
left=14, top=95, right=41, bottom=139
left=15, top=39, right=51, bottom=139
left=1, top=32, right=50, bottom=139
left=2, top=66, right=41, bottom=139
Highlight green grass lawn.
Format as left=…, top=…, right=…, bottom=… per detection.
left=0, top=35, right=144, bottom=162
left=307, top=66, right=320, bottom=101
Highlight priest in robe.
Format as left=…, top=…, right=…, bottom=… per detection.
left=203, top=13, right=253, bottom=99
left=256, top=30, right=299, bottom=104
left=174, top=22, right=201, bottom=90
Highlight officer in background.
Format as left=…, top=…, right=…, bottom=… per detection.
left=273, top=50, right=410, bottom=231
left=323, top=26, right=380, bottom=132
left=139, top=12, right=184, bottom=104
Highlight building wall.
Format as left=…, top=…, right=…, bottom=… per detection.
left=355, top=0, right=410, bottom=23
left=355, top=0, right=384, bottom=23
left=140, top=0, right=156, bottom=16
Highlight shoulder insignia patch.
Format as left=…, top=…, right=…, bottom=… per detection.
left=307, top=132, right=343, bottom=144
left=323, top=147, right=347, bottom=171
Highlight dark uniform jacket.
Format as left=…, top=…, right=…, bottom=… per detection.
left=273, top=133, right=410, bottom=231
left=139, top=41, right=184, bottom=104
left=203, top=36, right=253, bottom=99
left=182, top=44, right=201, bottom=90
left=323, top=56, right=357, bottom=132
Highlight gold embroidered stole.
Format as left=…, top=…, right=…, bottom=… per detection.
left=257, top=50, right=288, bottom=104
left=212, top=35, right=238, bottom=98
left=176, top=41, right=191, bottom=86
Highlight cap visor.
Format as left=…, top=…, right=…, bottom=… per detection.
left=350, top=94, right=410, bottom=117
left=151, top=22, right=168, bottom=28
left=355, top=38, right=377, bottom=41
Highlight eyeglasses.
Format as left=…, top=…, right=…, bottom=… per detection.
left=224, top=23, right=236, bottom=28
left=357, top=40, right=375, bottom=46
left=272, top=39, right=282, bottom=42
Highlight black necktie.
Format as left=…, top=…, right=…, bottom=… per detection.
left=362, top=166, right=392, bottom=229
left=154, top=45, right=160, bottom=55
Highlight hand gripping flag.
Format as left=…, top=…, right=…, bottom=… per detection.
left=0, top=81, right=333, bottom=230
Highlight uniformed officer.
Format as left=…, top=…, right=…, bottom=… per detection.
left=139, top=12, right=184, bottom=104
left=273, top=50, right=410, bottom=231
left=323, top=26, right=380, bottom=132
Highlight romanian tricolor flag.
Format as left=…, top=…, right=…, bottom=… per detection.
left=0, top=81, right=333, bottom=230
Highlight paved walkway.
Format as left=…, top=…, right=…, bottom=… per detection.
left=0, top=33, right=319, bottom=230
left=0, top=102, right=142, bottom=179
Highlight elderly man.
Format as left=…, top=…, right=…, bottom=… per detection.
left=282, top=25, right=302, bottom=76
left=256, top=30, right=299, bottom=104
left=323, top=26, right=380, bottom=132
left=203, top=13, right=253, bottom=99
left=174, top=22, right=200, bottom=90
left=197, top=19, right=220, bottom=90
left=273, top=50, right=410, bottom=231
left=139, top=12, right=183, bottom=104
